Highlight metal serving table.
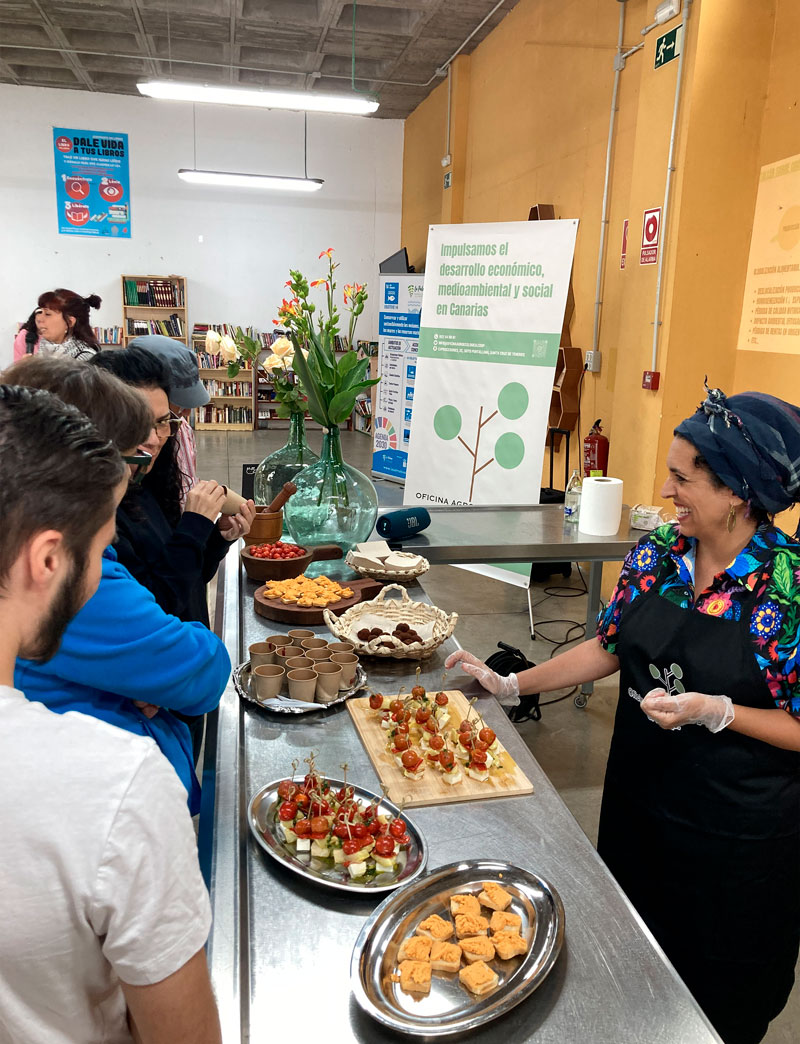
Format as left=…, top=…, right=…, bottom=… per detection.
left=374, top=490, right=640, bottom=702
left=200, top=549, right=721, bottom=1044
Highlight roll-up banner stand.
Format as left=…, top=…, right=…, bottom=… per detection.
left=404, top=220, right=578, bottom=508
left=371, top=275, right=424, bottom=483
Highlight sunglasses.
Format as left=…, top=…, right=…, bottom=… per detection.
left=122, top=451, right=153, bottom=485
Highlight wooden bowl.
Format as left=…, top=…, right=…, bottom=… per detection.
left=241, top=542, right=344, bottom=582
left=243, top=508, right=283, bottom=547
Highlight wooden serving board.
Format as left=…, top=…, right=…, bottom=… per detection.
left=347, top=689, right=534, bottom=808
left=254, top=577, right=383, bottom=625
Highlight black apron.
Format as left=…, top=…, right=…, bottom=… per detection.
left=598, top=567, right=800, bottom=1044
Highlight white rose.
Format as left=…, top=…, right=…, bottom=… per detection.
left=218, top=334, right=238, bottom=362
left=271, top=336, right=293, bottom=357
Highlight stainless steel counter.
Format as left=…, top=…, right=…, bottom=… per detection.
left=201, top=549, right=722, bottom=1044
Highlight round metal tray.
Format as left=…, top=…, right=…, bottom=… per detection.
left=234, top=660, right=367, bottom=714
left=248, top=776, right=428, bottom=895
left=351, top=859, right=564, bottom=1036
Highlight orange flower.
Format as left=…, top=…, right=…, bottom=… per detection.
left=318, top=247, right=334, bottom=259
left=309, top=279, right=329, bottom=289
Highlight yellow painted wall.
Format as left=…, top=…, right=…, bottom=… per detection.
left=401, top=0, right=800, bottom=529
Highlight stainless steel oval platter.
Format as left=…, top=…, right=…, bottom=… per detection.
left=351, top=859, right=564, bottom=1037
left=248, top=776, right=428, bottom=895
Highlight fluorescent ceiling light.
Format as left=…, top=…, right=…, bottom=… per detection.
left=138, top=80, right=379, bottom=116
left=177, top=169, right=324, bottom=192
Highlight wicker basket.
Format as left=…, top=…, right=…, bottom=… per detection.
left=323, top=584, right=457, bottom=660
left=344, top=550, right=430, bottom=583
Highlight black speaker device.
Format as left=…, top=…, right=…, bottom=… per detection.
left=376, top=508, right=431, bottom=540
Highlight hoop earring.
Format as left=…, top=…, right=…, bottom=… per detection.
left=726, top=505, right=737, bottom=533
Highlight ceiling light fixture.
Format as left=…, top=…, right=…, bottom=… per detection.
left=177, top=169, right=323, bottom=191
left=138, top=80, right=379, bottom=116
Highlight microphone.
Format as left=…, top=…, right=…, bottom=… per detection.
left=376, top=508, right=431, bottom=540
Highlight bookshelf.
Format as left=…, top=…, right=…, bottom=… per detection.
left=93, top=326, right=123, bottom=346
left=191, top=323, right=254, bottom=431
left=121, top=275, right=187, bottom=346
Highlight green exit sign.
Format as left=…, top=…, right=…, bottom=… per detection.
left=654, top=24, right=682, bottom=69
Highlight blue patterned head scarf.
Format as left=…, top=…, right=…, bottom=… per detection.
left=674, top=383, right=800, bottom=516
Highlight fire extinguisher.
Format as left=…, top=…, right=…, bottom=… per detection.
left=584, top=419, right=609, bottom=477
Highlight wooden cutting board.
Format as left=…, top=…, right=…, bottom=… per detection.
left=347, top=689, right=534, bottom=808
left=254, top=577, right=383, bottom=625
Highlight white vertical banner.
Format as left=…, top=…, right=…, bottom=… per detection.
left=404, top=219, right=578, bottom=507
left=372, top=275, right=424, bottom=482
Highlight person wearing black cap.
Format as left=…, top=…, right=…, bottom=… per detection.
left=447, top=384, right=800, bottom=1044
left=128, top=334, right=209, bottom=504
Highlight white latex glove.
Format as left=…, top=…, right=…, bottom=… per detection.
left=444, top=650, right=520, bottom=707
left=640, top=687, right=735, bottom=733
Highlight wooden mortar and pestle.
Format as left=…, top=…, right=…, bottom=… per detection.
left=243, top=482, right=297, bottom=546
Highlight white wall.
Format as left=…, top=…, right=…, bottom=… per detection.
left=0, top=84, right=404, bottom=366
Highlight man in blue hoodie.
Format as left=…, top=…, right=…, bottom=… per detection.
left=6, top=356, right=230, bottom=814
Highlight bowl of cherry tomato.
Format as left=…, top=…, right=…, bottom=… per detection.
left=241, top=541, right=344, bottom=582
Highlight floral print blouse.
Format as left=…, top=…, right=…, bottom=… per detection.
left=597, top=523, right=800, bottom=716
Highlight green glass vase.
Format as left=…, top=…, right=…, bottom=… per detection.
left=253, top=411, right=319, bottom=508
left=285, top=425, right=378, bottom=559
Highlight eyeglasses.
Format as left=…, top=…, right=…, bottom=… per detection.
left=122, top=451, right=153, bottom=485
left=153, top=412, right=182, bottom=438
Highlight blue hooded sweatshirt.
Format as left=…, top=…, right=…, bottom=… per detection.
left=15, top=548, right=231, bottom=814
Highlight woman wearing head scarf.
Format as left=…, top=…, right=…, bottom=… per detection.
left=447, top=385, right=800, bottom=1044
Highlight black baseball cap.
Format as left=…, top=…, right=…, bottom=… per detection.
left=128, top=335, right=210, bottom=409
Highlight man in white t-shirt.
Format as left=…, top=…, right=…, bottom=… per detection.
left=0, top=385, right=221, bottom=1044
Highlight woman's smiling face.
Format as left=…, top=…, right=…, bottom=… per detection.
left=660, top=437, right=737, bottom=541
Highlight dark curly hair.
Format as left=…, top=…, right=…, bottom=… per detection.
left=91, top=347, right=185, bottom=527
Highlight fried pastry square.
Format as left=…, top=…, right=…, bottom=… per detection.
left=490, top=911, right=522, bottom=934
left=450, top=893, right=481, bottom=918
left=493, top=931, right=528, bottom=960
left=478, top=881, right=512, bottom=911
left=398, top=935, right=432, bottom=962
left=398, top=959, right=431, bottom=994
left=459, top=960, right=498, bottom=996
left=416, top=914, right=454, bottom=941
left=454, top=913, right=489, bottom=939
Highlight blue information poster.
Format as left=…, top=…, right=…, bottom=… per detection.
left=372, top=274, right=424, bottom=482
left=53, top=127, right=131, bottom=238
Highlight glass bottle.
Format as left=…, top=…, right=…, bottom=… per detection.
left=284, top=425, right=379, bottom=570
left=253, top=411, right=319, bottom=507
left=564, top=468, right=582, bottom=524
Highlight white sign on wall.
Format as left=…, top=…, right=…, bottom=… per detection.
left=738, top=151, right=800, bottom=353
left=404, top=219, right=578, bottom=508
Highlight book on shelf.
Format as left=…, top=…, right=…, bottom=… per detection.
left=195, top=350, right=252, bottom=370
left=124, top=278, right=184, bottom=308
left=93, top=326, right=123, bottom=345
left=197, top=404, right=252, bottom=425
left=126, top=313, right=185, bottom=339
left=202, top=379, right=252, bottom=396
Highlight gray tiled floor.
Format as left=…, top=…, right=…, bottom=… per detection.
left=198, top=426, right=800, bottom=1044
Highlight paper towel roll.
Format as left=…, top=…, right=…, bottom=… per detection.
left=578, top=476, right=624, bottom=536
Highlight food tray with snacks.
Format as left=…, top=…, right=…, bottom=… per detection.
left=248, top=766, right=428, bottom=894
left=233, top=660, right=367, bottom=715
left=345, top=546, right=430, bottom=583
left=324, top=584, right=457, bottom=660
left=351, top=859, right=564, bottom=1036
left=348, top=686, right=533, bottom=808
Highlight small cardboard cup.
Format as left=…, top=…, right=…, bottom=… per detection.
left=331, top=652, right=358, bottom=688
left=286, top=655, right=313, bottom=671
left=249, top=641, right=275, bottom=668
left=314, top=661, right=343, bottom=703
left=300, top=637, right=329, bottom=651
left=305, top=648, right=331, bottom=663
left=288, top=628, right=315, bottom=642
left=287, top=668, right=317, bottom=703
left=327, top=641, right=355, bottom=655
left=275, top=646, right=298, bottom=666
left=264, top=634, right=293, bottom=653
left=220, top=485, right=248, bottom=515
left=253, top=664, right=284, bottom=702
